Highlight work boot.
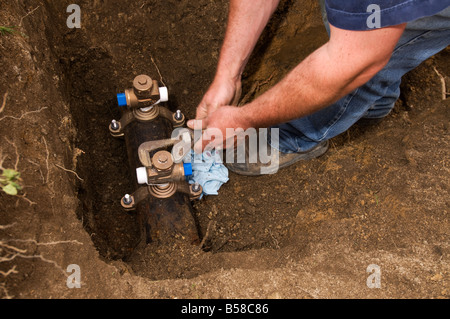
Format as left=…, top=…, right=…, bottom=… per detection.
left=225, top=139, right=329, bottom=176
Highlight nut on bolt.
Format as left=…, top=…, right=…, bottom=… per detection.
left=110, top=119, right=120, bottom=131
left=173, top=110, right=185, bottom=124
left=192, top=182, right=201, bottom=193
left=189, top=182, right=202, bottom=200
left=175, top=110, right=183, bottom=121
left=122, top=194, right=133, bottom=205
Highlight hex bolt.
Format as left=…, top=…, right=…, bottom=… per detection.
left=133, top=75, right=153, bottom=95
left=123, top=194, right=132, bottom=205
left=158, top=153, right=168, bottom=164
left=138, top=78, right=148, bottom=85
left=174, top=110, right=183, bottom=121
left=111, top=119, right=119, bottom=131
left=192, top=182, right=201, bottom=193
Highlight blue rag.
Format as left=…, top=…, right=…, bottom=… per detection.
left=183, top=150, right=229, bottom=197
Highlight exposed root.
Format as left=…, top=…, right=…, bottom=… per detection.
left=42, top=136, right=50, bottom=184
left=15, top=193, right=37, bottom=207
left=4, top=253, right=68, bottom=277
left=268, top=229, right=280, bottom=250
left=0, top=223, right=16, bottom=230
left=26, top=159, right=45, bottom=184
left=0, top=152, right=4, bottom=170
left=0, top=106, right=48, bottom=122
left=0, top=225, right=84, bottom=299
left=433, top=66, right=447, bottom=100
left=0, top=283, right=13, bottom=299
left=18, top=5, right=41, bottom=27
left=54, top=164, right=83, bottom=182
left=4, top=137, right=20, bottom=171
left=0, top=266, right=18, bottom=277
left=150, top=54, right=167, bottom=87
left=0, top=92, right=7, bottom=114
left=200, top=220, right=216, bottom=251
left=5, top=238, right=83, bottom=247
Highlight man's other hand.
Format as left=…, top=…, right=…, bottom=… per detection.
left=187, top=77, right=241, bottom=130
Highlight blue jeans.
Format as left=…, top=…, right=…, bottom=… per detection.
left=272, top=5, right=450, bottom=153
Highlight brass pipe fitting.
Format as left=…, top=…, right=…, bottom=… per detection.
left=136, top=150, right=189, bottom=185
left=125, top=75, right=161, bottom=109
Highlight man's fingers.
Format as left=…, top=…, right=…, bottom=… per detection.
left=187, top=119, right=195, bottom=129
left=187, top=119, right=207, bottom=130
left=195, top=104, right=207, bottom=120
left=193, top=127, right=224, bottom=154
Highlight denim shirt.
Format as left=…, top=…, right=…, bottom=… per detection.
left=325, top=0, right=450, bottom=30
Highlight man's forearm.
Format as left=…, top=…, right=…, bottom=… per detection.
left=239, top=24, right=406, bottom=129
left=216, top=0, right=280, bottom=81
left=240, top=44, right=354, bottom=128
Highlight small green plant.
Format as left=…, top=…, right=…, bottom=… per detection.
left=0, top=168, right=22, bottom=195
left=0, top=26, right=18, bottom=36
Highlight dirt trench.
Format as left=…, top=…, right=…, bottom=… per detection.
left=0, top=0, right=449, bottom=299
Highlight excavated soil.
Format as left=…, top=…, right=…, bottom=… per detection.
left=0, top=0, right=449, bottom=299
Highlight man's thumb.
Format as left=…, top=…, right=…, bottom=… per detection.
left=187, top=119, right=207, bottom=130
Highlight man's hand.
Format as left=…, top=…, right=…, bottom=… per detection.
left=187, top=77, right=241, bottom=129
left=190, top=105, right=249, bottom=153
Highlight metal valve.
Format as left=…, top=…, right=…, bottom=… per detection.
left=135, top=150, right=193, bottom=185
left=109, top=74, right=185, bottom=137
left=116, top=74, right=168, bottom=109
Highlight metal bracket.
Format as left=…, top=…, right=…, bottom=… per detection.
left=121, top=182, right=202, bottom=210
left=137, top=128, right=193, bottom=167
left=109, top=106, right=185, bottom=137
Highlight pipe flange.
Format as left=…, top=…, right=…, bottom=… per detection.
left=149, top=183, right=177, bottom=199
left=133, top=105, right=159, bottom=121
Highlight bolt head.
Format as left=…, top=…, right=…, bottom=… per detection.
left=174, top=110, right=183, bottom=121
left=152, top=151, right=173, bottom=170
left=192, top=182, right=201, bottom=192
left=133, top=75, right=153, bottom=93
left=123, top=194, right=132, bottom=205
left=158, top=154, right=168, bottom=163
left=111, top=119, right=119, bottom=130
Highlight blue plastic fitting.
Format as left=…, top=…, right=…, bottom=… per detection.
left=116, top=93, right=127, bottom=107
left=183, top=163, right=193, bottom=176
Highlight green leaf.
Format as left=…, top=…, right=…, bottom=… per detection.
left=2, top=183, right=18, bottom=195
left=9, top=182, right=22, bottom=190
left=0, top=26, right=17, bottom=36
left=2, top=169, right=19, bottom=180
